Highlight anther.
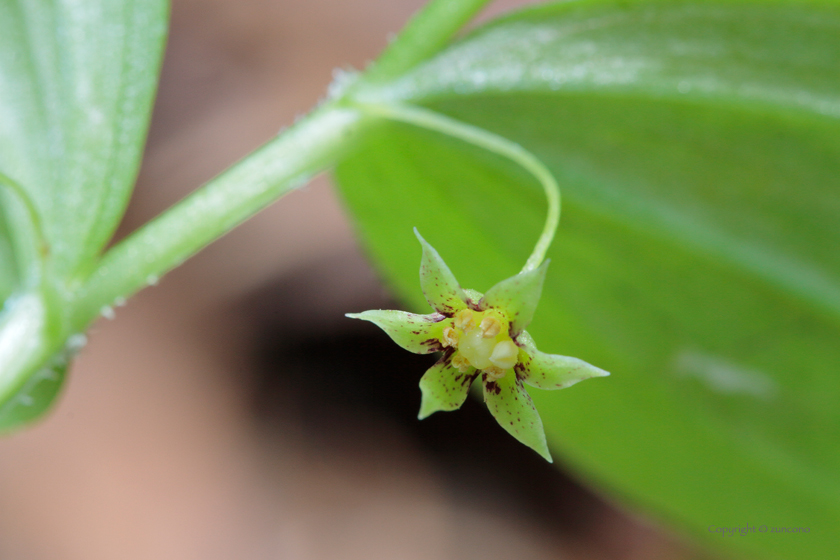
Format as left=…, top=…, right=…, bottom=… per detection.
left=452, top=354, right=472, bottom=373
left=479, top=316, right=502, bottom=338
left=454, top=309, right=474, bottom=330
left=442, top=326, right=459, bottom=348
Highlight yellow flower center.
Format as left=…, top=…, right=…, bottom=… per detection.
left=442, top=309, right=519, bottom=375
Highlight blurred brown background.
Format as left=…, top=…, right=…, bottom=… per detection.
left=0, top=1, right=719, bottom=559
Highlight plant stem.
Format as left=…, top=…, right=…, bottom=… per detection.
left=364, top=0, right=493, bottom=84
left=354, top=102, right=560, bottom=274
left=70, top=0, right=503, bottom=329
left=71, top=103, right=366, bottom=329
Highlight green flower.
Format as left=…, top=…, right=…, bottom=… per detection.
left=348, top=230, right=608, bottom=462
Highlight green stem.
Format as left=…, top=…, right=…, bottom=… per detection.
left=354, top=102, right=560, bottom=274
left=364, top=0, right=493, bottom=84
left=71, top=103, right=366, bottom=329
left=70, top=0, right=503, bottom=330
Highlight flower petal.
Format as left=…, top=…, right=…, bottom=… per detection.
left=415, top=228, right=468, bottom=314
left=346, top=309, right=446, bottom=354
left=482, top=370, right=552, bottom=462
left=515, top=331, right=610, bottom=389
left=418, top=352, right=478, bottom=419
left=480, top=260, right=549, bottom=336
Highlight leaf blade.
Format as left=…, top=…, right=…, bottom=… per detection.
left=0, top=0, right=168, bottom=276
left=336, top=2, right=840, bottom=558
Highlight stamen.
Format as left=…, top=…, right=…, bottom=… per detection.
left=454, top=309, right=474, bottom=330
left=442, top=326, right=459, bottom=347
left=489, top=340, right=519, bottom=370
left=452, top=354, right=472, bottom=373
left=479, top=316, right=501, bottom=338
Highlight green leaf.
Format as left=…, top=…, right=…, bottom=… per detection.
left=482, top=368, right=551, bottom=462
left=346, top=309, right=448, bottom=354
left=416, top=228, right=469, bottom=314
left=516, top=330, right=609, bottom=390
left=0, top=210, right=19, bottom=303
left=0, top=0, right=168, bottom=429
left=0, top=350, right=68, bottom=431
left=0, top=0, right=168, bottom=277
left=336, top=1, right=840, bottom=559
left=481, top=260, right=548, bottom=336
left=418, top=353, right=477, bottom=419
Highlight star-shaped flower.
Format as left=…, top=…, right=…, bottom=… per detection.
left=347, top=230, right=609, bottom=461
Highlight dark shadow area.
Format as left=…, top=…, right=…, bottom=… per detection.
left=240, top=257, right=699, bottom=559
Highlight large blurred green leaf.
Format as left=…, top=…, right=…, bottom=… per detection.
left=0, top=210, right=18, bottom=303
left=0, top=0, right=168, bottom=429
left=337, top=1, right=840, bottom=558
left=0, top=0, right=168, bottom=277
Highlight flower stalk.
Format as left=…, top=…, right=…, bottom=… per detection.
left=353, top=102, right=560, bottom=273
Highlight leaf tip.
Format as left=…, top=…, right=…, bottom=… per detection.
left=417, top=395, right=437, bottom=420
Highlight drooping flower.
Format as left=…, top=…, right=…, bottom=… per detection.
left=347, top=230, right=608, bottom=461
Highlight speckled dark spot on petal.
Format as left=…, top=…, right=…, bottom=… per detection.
left=420, top=339, right=444, bottom=352
left=485, top=381, right=502, bottom=395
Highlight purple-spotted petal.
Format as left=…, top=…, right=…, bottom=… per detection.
left=482, top=370, right=552, bottom=462
left=418, top=352, right=478, bottom=419
left=346, top=309, right=447, bottom=354
left=480, top=260, right=549, bottom=336
left=515, top=331, right=610, bottom=389
left=415, top=228, right=468, bottom=314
